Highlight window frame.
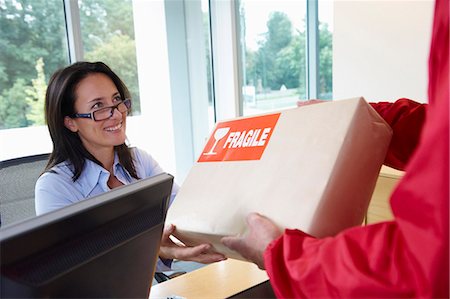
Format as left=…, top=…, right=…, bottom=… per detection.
left=209, top=0, right=320, bottom=120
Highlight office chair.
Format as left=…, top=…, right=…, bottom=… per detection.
left=0, top=153, right=49, bottom=227
left=153, top=260, right=207, bottom=283
left=154, top=271, right=185, bottom=283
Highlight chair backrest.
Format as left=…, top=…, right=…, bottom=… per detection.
left=0, top=154, right=50, bottom=227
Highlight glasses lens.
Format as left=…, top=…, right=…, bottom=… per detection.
left=117, top=100, right=130, bottom=113
left=93, top=107, right=112, bottom=121
left=92, top=100, right=131, bottom=121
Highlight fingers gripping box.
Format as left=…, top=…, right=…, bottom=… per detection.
left=167, top=97, right=392, bottom=260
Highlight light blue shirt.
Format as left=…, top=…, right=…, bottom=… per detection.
left=35, top=147, right=179, bottom=271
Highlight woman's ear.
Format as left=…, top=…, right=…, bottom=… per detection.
left=64, top=116, right=78, bottom=133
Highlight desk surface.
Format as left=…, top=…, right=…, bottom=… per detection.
left=149, top=259, right=269, bottom=299
left=379, top=165, right=404, bottom=179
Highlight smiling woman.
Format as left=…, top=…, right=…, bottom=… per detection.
left=37, top=62, right=156, bottom=210
left=62, top=73, right=130, bottom=169
left=35, top=61, right=226, bottom=273
left=35, top=62, right=224, bottom=271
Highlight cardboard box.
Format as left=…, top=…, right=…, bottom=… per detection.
left=167, top=97, right=392, bottom=260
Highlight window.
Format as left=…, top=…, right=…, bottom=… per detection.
left=0, top=0, right=331, bottom=183
left=201, top=0, right=216, bottom=130
left=0, top=0, right=69, bottom=130
left=318, top=0, right=333, bottom=100
left=235, top=0, right=333, bottom=115
left=0, top=0, right=141, bottom=162
left=0, top=0, right=141, bottom=130
left=238, top=0, right=308, bottom=116
left=78, top=0, right=141, bottom=113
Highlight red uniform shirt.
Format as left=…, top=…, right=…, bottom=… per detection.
left=264, top=0, right=449, bottom=297
left=370, top=98, right=427, bottom=171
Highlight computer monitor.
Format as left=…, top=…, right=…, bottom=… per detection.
left=0, top=173, right=173, bottom=298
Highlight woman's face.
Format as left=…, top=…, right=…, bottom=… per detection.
left=64, top=73, right=127, bottom=155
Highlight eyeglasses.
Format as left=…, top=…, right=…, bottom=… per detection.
left=71, top=99, right=132, bottom=121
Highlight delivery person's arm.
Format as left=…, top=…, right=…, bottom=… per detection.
left=369, top=98, right=427, bottom=170
left=298, top=98, right=427, bottom=171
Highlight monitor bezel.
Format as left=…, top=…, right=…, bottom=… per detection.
left=0, top=173, right=173, bottom=298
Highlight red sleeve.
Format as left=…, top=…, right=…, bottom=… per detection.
left=263, top=1, right=448, bottom=297
left=369, top=99, right=426, bottom=171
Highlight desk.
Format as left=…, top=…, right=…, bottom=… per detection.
left=149, top=259, right=271, bottom=298
left=366, top=166, right=404, bottom=224
left=151, top=167, right=404, bottom=298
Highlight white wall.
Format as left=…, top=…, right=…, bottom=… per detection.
left=333, top=0, right=434, bottom=103
left=131, top=0, right=177, bottom=181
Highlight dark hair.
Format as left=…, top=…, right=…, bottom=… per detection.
left=44, top=61, right=139, bottom=181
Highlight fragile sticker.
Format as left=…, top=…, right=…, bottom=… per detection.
left=198, top=113, right=280, bottom=162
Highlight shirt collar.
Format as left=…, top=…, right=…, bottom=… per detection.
left=75, top=159, right=109, bottom=197
left=76, top=152, right=127, bottom=197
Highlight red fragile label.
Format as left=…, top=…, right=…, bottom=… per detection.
left=198, top=113, right=280, bottom=162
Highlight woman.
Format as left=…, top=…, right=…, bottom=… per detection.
left=35, top=61, right=225, bottom=268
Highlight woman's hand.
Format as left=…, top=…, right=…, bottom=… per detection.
left=159, top=224, right=227, bottom=264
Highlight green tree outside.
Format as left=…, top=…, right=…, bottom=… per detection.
left=0, top=0, right=139, bottom=129
left=0, top=79, right=30, bottom=129
left=319, top=23, right=333, bottom=99
left=244, top=12, right=333, bottom=100
left=84, top=34, right=140, bottom=113
left=0, top=2, right=333, bottom=128
left=26, top=58, right=47, bottom=126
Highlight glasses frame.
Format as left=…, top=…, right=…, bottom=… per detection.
left=71, top=99, right=132, bottom=121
